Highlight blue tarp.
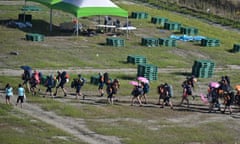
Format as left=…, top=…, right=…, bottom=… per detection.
left=170, top=35, right=206, bottom=42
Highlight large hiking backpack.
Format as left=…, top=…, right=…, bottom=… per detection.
left=61, top=71, right=69, bottom=83
left=168, top=84, right=173, bottom=97
left=103, top=72, right=109, bottom=84
left=186, top=84, right=192, bottom=95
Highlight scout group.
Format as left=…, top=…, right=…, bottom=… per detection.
left=4, top=69, right=240, bottom=115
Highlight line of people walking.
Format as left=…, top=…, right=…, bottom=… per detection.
left=5, top=67, right=240, bottom=115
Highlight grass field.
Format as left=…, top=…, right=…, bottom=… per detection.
left=1, top=0, right=240, bottom=144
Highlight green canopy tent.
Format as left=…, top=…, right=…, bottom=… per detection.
left=25, top=0, right=62, bottom=31
left=52, top=0, right=128, bottom=36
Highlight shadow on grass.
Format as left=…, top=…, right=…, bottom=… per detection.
left=0, top=19, right=76, bottom=36
left=171, top=71, right=192, bottom=77
left=192, top=42, right=202, bottom=46
left=98, top=43, right=106, bottom=46
left=119, top=60, right=130, bottom=64
left=118, top=75, right=136, bottom=80
left=227, top=49, right=239, bottom=53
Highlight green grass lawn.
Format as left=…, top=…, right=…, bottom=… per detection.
left=1, top=1, right=240, bottom=144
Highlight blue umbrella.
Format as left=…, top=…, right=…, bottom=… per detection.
left=20, top=65, right=32, bottom=71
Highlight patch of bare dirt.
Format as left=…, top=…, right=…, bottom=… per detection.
left=0, top=90, right=122, bottom=144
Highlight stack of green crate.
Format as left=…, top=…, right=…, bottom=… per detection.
left=164, top=22, right=181, bottom=31
left=141, top=37, right=159, bottom=47
left=151, top=17, right=168, bottom=26
left=180, top=26, right=198, bottom=35
left=201, top=38, right=220, bottom=47
left=232, top=44, right=240, bottom=53
left=26, top=33, right=44, bottom=42
left=137, top=64, right=158, bottom=81
left=127, top=55, right=147, bottom=65
left=131, top=12, right=148, bottom=19
left=159, top=38, right=177, bottom=47
left=192, top=60, right=215, bottom=78
left=90, top=75, right=100, bottom=85
left=106, top=37, right=125, bottom=47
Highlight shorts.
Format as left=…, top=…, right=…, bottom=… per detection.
left=17, top=96, right=24, bottom=103
left=159, top=94, right=164, bottom=99
left=98, top=83, right=104, bottom=89
left=163, top=97, right=170, bottom=103
left=46, top=87, right=52, bottom=92
left=6, top=95, right=11, bottom=100
left=107, top=93, right=113, bottom=99
left=76, top=87, right=81, bottom=93
left=57, top=82, right=65, bottom=89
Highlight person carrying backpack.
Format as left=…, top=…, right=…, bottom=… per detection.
left=54, top=71, right=68, bottom=97
left=44, top=74, right=56, bottom=97
left=72, top=74, right=85, bottom=100
left=98, top=73, right=105, bottom=97
left=22, top=69, right=31, bottom=93
left=131, top=84, right=143, bottom=106
left=106, top=79, right=114, bottom=104
left=180, top=81, right=192, bottom=108
left=208, top=86, right=220, bottom=113
left=160, top=83, right=174, bottom=109
left=140, top=81, right=150, bottom=104
left=222, top=91, right=234, bottom=115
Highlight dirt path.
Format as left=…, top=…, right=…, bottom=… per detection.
left=1, top=65, right=239, bottom=76
left=0, top=90, right=122, bottom=144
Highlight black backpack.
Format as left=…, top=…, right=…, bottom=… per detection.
left=186, top=85, right=192, bottom=95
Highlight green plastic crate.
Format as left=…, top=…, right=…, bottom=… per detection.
left=21, top=5, right=41, bottom=11
left=26, top=33, right=44, bottom=42
left=180, top=26, right=198, bottom=35
left=191, top=60, right=215, bottom=78
left=151, top=17, right=168, bottom=26
left=137, top=64, right=158, bottom=80
left=141, top=38, right=159, bottom=47
left=127, top=55, right=147, bottom=64
left=159, top=38, right=177, bottom=47
left=201, top=38, right=220, bottom=47
left=164, top=22, right=181, bottom=31
left=106, top=37, right=125, bottom=47
left=232, top=44, right=240, bottom=53
left=131, top=12, right=148, bottom=19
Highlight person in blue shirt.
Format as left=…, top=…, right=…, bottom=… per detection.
left=5, top=83, right=13, bottom=105
left=16, top=84, right=25, bottom=108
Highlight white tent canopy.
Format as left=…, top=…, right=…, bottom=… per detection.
left=53, top=0, right=129, bottom=36
left=52, top=0, right=128, bottom=18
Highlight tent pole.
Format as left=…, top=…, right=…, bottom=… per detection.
left=50, top=8, right=52, bottom=32
left=76, top=18, right=79, bottom=36
left=24, top=0, right=26, bottom=22
left=126, top=17, right=129, bottom=39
